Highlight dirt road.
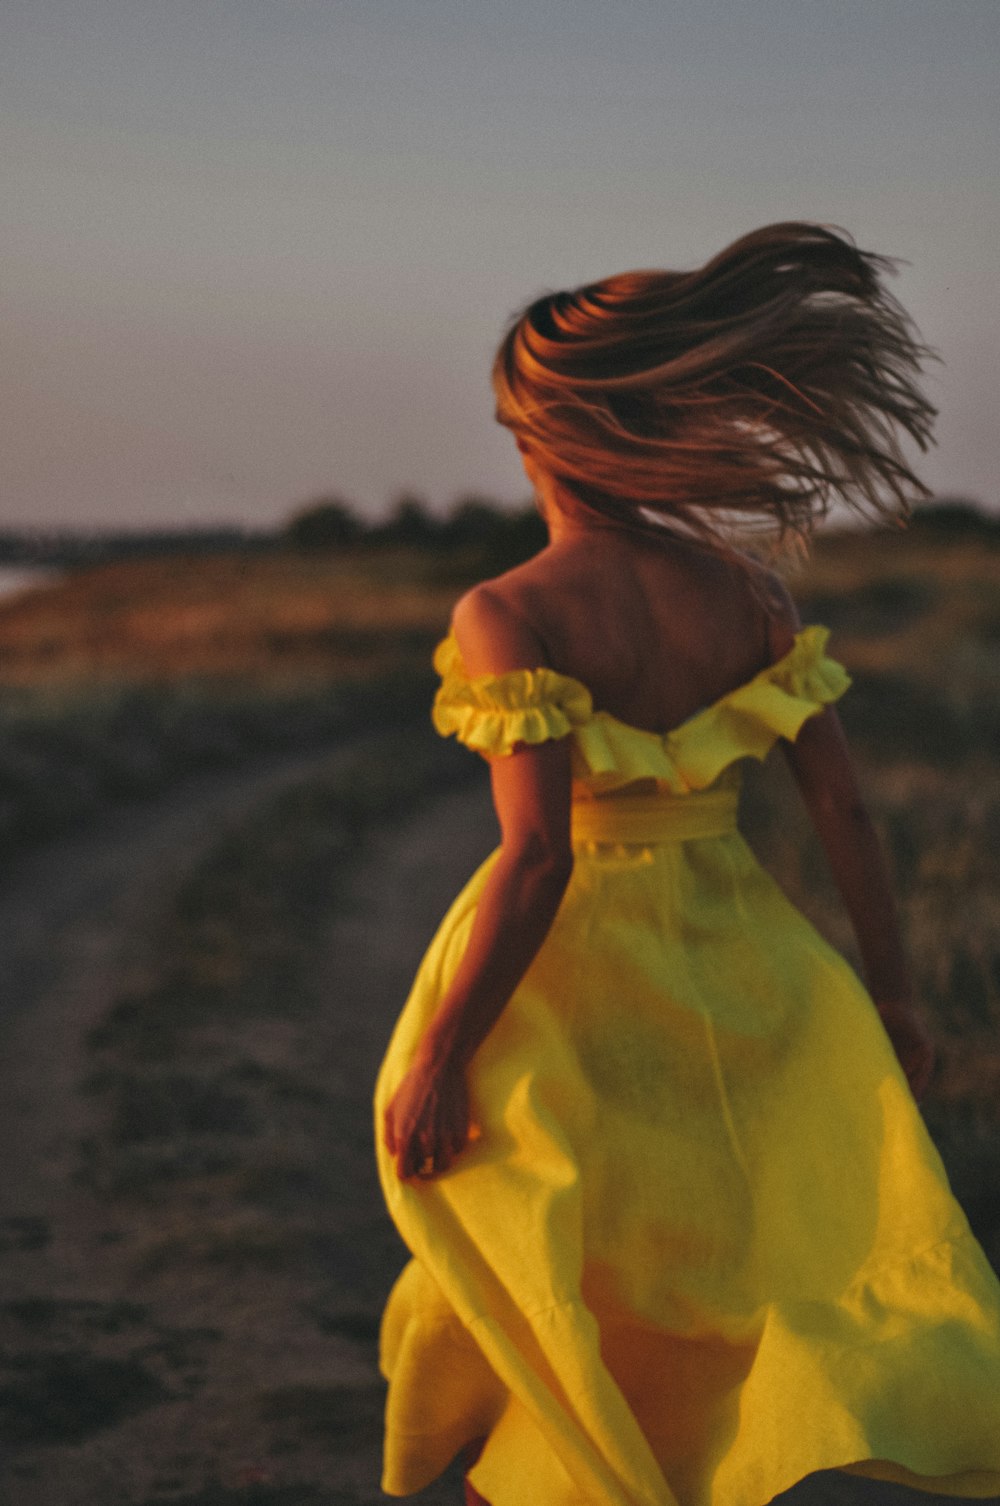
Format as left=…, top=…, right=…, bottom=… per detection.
left=0, top=750, right=991, bottom=1506
left=0, top=749, right=497, bottom=1505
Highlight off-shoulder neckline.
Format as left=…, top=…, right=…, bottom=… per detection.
left=436, top=624, right=827, bottom=745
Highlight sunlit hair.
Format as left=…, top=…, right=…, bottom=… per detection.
left=492, top=222, right=937, bottom=553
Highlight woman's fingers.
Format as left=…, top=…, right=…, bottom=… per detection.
left=444, top=1114, right=469, bottom=1164
left=397, top=1126, right=423, bottom=1181
left=877, top=1002, right=937, bottom=1105
left=394, top=1113, right=437, bottom=1180
left=907, top=1027, right=935, bottom=1103
left=384, top=1061, right=474, bottom=1181
left=908, top=1039, right=936, bottom=1102
left=392, top=1114, right=470, bottom=1182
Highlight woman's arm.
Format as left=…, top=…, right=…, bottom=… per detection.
left=382, top=587, right=575, bottom=1181
left=762, top=572, right=934, bottom=1099
left=780, top=705, right=934, bottom=1100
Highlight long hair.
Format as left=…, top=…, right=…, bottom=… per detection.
left=492, top=222, right=937, bottom=552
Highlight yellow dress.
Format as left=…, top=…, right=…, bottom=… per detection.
left=374, top=625, right=1000, bottom=1506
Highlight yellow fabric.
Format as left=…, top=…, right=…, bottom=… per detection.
left=375, top=626, right=1000, bottom=1506
left=431, top=623, right=851, bottom=793
left=570, top=788, right=739, bottom=847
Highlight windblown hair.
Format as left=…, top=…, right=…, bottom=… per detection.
left=492, top=222, right=937, bottom=551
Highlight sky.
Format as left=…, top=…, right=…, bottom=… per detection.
left=2, top=0, right=998, bottom=529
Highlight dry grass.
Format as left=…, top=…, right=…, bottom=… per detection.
left=4, top=534, right=999, bottom=1139
left=2, top=522, right=998, bottom=1499
left=3, top=527, right=1000, bottom=1161
left=0, top=547, right=462, bottom=686
left=791, top=526, right=999, bottom=701
left=32, top=521, right=994, bottom=1211
left=754, top=524, right=1000, bottom=1221
left=0, top=545, right=471, bottom=850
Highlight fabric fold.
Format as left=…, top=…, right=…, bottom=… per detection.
left=381, top=1230, right=1000, bottom=1506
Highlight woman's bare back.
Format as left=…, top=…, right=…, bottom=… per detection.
left=463, top=529, right=788, bottom=736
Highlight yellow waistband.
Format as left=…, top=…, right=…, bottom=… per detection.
left=570, top=787, right=739, bottom=846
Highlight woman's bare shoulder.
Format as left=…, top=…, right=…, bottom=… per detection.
left=747, top=561, right=803, bottom=658
left=450, top=577, right=551, bottom=677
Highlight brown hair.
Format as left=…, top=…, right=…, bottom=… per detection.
left=492, top=222, right=937, bottom=552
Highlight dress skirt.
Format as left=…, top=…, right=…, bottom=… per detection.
left=373, top=627, right=1000, bottom=1506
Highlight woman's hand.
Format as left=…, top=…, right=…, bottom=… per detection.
left=875, top=998, right=936, bottom=1103
left=382, top=1049, right=473, bottom=1182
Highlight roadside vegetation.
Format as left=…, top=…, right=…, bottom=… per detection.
left=3, top=498, right=998, bottom=1158
left=1, top=498, right=998, bottom=1500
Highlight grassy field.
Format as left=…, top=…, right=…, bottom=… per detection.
left=0, top=547, right=471, bottom=686
left=779, top=525, right=1000, bottom=1228
left=1, top=520, right=999, bottom=1500
left=2, top=523, right=998, bottom=1113
left=2, top=525, right=998, bottom=1121
left=0, top=547, right=466, bottom=851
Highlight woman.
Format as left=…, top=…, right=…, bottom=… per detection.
left=374, top=223, right=1000, bottom=1506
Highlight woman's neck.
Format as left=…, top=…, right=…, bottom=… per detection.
left=537, top=480, right=632, bottom=545
left=546, top=510, right=628, bottom=544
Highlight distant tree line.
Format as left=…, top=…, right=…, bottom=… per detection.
left=281, top=492, right=546, bottom=559
left=1, top=493, right=995, bottom=570
left=0, top=494, right=548, bottom=570
left=907, top=498, right=1000, bottom=536
left=0, top=526, right=272, bottom=568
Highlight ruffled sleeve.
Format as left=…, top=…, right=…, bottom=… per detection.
left=764, top=623, right=851, bottom=706
left=666, top=625, right=852, bottom=790
left=431, top=631, right=593, bottom=758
